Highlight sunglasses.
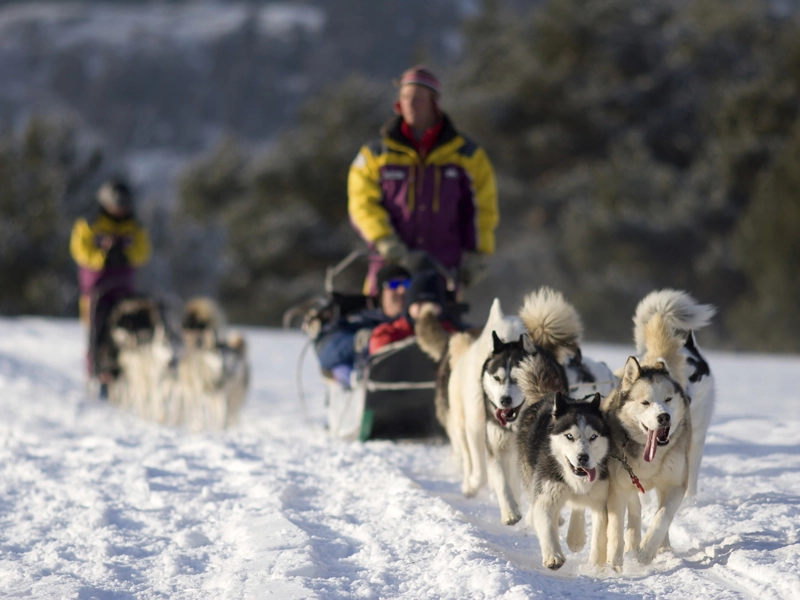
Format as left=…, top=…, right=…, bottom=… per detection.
left=383, top=278, right=410, bottom=290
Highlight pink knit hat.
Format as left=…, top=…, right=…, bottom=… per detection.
left=396, top=66, right=441, bottom=96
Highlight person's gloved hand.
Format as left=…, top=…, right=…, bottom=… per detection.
left=331, top=364, right=354, bottom=390
left=458, top=252, right=490, bottom=287
left=353, top=328, right=372, bottom=354
left=104, top=238, right=129, bottom=268
left=375, top=234, right=409, bottom=265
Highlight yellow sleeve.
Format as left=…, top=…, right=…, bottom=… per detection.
left=347, top=145, right=394, bottom=243
left=69, top=218, right=106, bottom=270
left=469, top=148, right=499, bottom=255
left=125, top=224, right=152, bottom=267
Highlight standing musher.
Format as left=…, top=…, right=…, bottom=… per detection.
left=70, top=178, right=152, bottom=386
left=348, top=65, right=499, bottom=296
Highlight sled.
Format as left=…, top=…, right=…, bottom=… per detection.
left=325, top=336, right=444, bottom=441
left=286, top=250, right=460, bottom=442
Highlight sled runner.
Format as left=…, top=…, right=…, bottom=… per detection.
left=286, top=250, right=460, bottom=442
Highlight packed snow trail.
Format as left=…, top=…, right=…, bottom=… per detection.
left=0, top=318, right=798, bottom=598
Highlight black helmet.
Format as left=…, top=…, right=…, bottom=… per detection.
left=405, top=270, right=446, bottom=308
left=97, top=178, right=133, bottom=212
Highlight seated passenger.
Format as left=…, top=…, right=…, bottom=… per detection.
left=369, top=270, right=459, bottom=355
left=316, top=265, right=411, bottom=389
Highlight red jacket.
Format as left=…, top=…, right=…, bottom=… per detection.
left=369, top=315, right=458, bottom=355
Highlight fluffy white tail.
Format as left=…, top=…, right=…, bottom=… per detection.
left=633, top=289, right=716, bottom=355
left=519, top=287, right=582, bottom=362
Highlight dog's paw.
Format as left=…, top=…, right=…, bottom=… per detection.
left=637, top=546, right=657, bottom=566
left=462, top=475, right=483, bottom=497
left=566, top=514, right=586, bottom=552
left=502, top=510, right=521, bottom=526
left=624, top=533, right=640, bottom=553
left=589, top=548, right=607, bottom=567
left=543, top=553, right=566, bottom=570
left=461, top=482, right=479, bottom=498
left=566, top=532, right=586, bottom=553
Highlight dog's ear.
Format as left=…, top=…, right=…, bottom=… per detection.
left=521, top=333, right=536, bottom=354
left=492, top=330, right=504, bottom=354
left=684, top=330, right=697, bottom=351
left=553, top=391, right=568, bottom=419
left=652, top=358, right=671, bottom=375
left=621, top=356, right=641, bottom=392
left=488, top=298, right=504, bottom=323
left=589, top=392, right=602, bottom=412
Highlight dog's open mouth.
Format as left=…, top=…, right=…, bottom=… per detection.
left=568, top=460, right=597, bottom=483
left=643, top=426, right=671, bottom=462
left=495, top=406, right=520, bottom=427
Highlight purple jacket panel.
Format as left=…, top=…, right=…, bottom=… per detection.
left=78, top=265, right=137, bottom=298
left=378, top=162, right=475, bottom=270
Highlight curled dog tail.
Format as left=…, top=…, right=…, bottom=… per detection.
left=633, top=289, right=716, bottom=355
left=641, top=313, right=688, bottom=388
left=414, top=305, right=451, bottom=362
left=519, top=287, right=582, bottom=363
left=517, top=348, right=569, bottom=405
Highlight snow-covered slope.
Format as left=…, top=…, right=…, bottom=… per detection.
left=0, top=317, right=798, bottom=598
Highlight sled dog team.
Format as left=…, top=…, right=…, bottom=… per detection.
left=416, top=287, right=715, bottom=570
left=105, top=296, right=249, bottom=430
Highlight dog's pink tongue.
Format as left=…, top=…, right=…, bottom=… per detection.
left=495, top=408, right=507, bottom=427
left=585, top=467, right=597, bottom=483
left=643, top=429, right=658, bottom=462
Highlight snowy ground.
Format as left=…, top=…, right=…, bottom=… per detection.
left=0, top=317, right=799, bottom=599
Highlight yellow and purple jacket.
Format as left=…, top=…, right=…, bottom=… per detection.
left=69, top=209, right=151, bottom=299
left=348, top=115, right=498, bottom=293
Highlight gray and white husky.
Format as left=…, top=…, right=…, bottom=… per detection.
left=632, top=289, right=716, bottom=497
left=517, top=392, right=611, bottom=570
left=176, top=297, right=249, bottom=430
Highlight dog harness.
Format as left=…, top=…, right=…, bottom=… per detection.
left=609, top=437, right=645, bottom=494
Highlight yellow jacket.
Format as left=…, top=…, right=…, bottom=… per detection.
left=348, top=115, right=498, bottom=268
left=70, top=211, right=151, bottom=272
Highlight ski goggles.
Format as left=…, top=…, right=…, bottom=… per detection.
left=383, top=278, right=410, bottom=290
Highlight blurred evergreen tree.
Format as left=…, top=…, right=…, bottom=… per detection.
left=0, top=118, right=103, bottom=316
left=176, top=76, right=391, bottom=324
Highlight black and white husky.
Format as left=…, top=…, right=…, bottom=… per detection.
left=108, top=297, right=176, bottom=423
left=480, top=332, right=567, bottom=525
left=517, top=392, right=611, bottom=570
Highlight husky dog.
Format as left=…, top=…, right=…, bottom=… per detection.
left=467, top=286, right=581, bottom=525
left=632, top=289, right=716, bottom=497
left=604, top=312, right=692, bottom=568
left=177, top=298, right=249, bottom=430
left=480, top=332, right=568, bottom=525
left=517, top=392, right=610, bottom=569
left=424, top=298, right=528, bottom=502
left=565, top=349, right=619, bottom=398
left=482, top=332, right=567, bottom=525
left=107, top=297, right=176, bottom=422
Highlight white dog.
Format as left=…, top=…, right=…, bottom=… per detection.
left=108, top=297, right=176, bottom=423
left=632, top=289, right=716, bottom=497
left=438, top=298, right=528, bottom=502
left=604, top=310, right=693, bottom=568
left=176, top=298, right=249, bottom=430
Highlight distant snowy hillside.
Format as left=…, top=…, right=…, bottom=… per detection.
left=0, top=1, right=466, bottom=195
left=0, top=317, right=799, bottom=598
